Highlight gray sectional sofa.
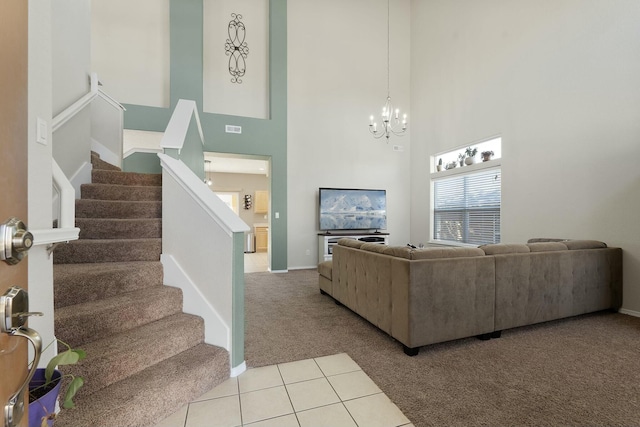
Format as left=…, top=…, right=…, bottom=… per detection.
left=317, top=238, right=622, bottom=355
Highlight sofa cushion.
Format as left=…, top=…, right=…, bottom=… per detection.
left=527, top=238, right=566, bottom=243
left=563, top=240, right=608, bottom=250
left=358, top=244, right=485, bottom=260
left=527, top=242, right=568, bottom=252
left=360, top=242, right=392, bottom=254
left=480, top=244, right=530, bottom=255
left=338, top=238, right=365, bottom=249
left=410, top=247, right=485, bottom=260
left=317, top=260, right=332, bottom=280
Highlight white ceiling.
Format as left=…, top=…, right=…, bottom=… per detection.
left=204, top=153, right=269, bottom=176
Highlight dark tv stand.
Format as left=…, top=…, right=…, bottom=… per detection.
left=318, top=231, right=390, bottom=263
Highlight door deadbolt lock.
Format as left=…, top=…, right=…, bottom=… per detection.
left=1, top=217, right=33, bottom=265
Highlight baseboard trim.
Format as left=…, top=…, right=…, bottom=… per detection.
left=230, top=361, right=246, bottom=378
left=161, top=254, right=230, bottom=349
left=618, top=308, right=640, bottom=318
left=268, top=269, right=289, bottom=273
left=288, top=265, right=319, bottom=271
left=91, top=138, right=121, bottom=168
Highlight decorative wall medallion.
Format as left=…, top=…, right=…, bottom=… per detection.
left=225, top=13, right=249, bottom=84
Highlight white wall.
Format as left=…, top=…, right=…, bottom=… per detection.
left=91, top=0, right=170, bottom=108
left=52, top=0, right=91, bottom=115
left=203, top=0, right=269, bottom=119
left=52, top=0, right=91, bottom=179
left=123, top=129, right=164, bottom=156
left=287, top=0, right=412, bottom=269
left=28, top=0, right=56, bottom=364
left=410, top=0, right=640, bottom=313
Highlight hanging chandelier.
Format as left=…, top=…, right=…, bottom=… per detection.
left=369, top=0, right=408, bottom=142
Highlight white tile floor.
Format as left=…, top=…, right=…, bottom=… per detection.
left=155, top=353, right=414, bottom=427
left=244, top=252, right=268, bottom=273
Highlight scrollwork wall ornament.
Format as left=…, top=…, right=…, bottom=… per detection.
left=225, top=13, right=249, bottom=84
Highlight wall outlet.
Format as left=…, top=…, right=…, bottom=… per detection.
left=225, top=125, right=242, bottom=134
left=393, top=145, right=404, bottom=152
left=305, top=249, right=310, bottom=256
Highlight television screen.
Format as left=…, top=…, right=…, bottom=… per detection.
left=319, top=188, right=387, bottom=231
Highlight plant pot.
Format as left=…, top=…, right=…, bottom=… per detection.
left=481, top=153, right=493, bottom=162
left=436, top=165, right=442, bottom=172
left=465, top=157, right=475, bottom=165
left=29, top=369, right=62, bottom=427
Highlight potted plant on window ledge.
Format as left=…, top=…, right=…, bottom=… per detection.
left=29, top=339, right=85, bottom=427
left=464, top=147, right=478, bottom=165
left=481, top=150, right=494, bottom=162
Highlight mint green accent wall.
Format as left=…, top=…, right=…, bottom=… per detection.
left=231, top=231, right=245, bottom=368
left=122, top=0, right=287, bottom=272
left=177, top=116, right=205, bottom=179
left=122, top=152, right=162, bottom=174
left=169, top=0, right=203, bottom=109
left=123, top=105, right=172, bottom=131
left=164, top=148, right=179, bottom=160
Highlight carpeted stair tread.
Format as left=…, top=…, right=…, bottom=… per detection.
left=62, top=313, right=205, bottom=396
left=76, top=218, right=162, bottom=240
left=76, top=199, right=161, bottom=219
left=54, top=261, right=163, bottom=308
left=54, top=151, right=231, bottom=426
left=81, top=183, right=162, bottom=201
left=55, top=285, right=183, bottom=347
left=92, top=169, right=162, bottom=186
left=53, top=238, right=162, bottom=264
left=91, top=152, right=121, bottom=172
left=56, top=343, right=229, bottom=427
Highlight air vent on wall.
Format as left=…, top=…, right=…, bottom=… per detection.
left=225, top=125, right=242, bottom=134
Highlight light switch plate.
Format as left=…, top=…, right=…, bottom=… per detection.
left=36, top=118, right=48, bottom=145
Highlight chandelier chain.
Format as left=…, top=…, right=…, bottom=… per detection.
left=369, top=0, right=408, bottom=142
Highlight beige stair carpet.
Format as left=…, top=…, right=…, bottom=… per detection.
left=54, top=152, right=229, bottom=427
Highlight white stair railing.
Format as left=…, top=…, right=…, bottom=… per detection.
left=31, top=158, right=80, bottom=248
left=158, top=100, right=249, bottom=376
left=40, top=73, right=125, bottom=249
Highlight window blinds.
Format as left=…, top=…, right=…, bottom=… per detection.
left=433, top=168, right=501, bottom=245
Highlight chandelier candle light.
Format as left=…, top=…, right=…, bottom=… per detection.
left=369, top=0, right=408, bottom=141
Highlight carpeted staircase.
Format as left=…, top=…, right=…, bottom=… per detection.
left=53, top=152, right=229, bottom=427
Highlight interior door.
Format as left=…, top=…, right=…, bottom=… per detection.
left=0, top=1, right=30, bottom=426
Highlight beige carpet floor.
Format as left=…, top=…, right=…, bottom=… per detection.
left=244, top=269, right=640, bottom=427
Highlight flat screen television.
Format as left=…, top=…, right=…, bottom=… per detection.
left=319, top=187, right=387, bottom=232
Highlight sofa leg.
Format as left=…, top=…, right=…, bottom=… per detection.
left=403, top=345, right=419, bottom=356
left=491, top=330, right=502, bottom=339
left=476, top=333, right=492, bottom=341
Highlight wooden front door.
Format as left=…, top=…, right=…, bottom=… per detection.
left=1, top=1, right=30, bottom=426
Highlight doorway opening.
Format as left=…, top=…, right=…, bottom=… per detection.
left=204, top=152, right=271, bottom=273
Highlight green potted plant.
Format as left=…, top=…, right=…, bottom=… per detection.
left=436, top=158, right=443, bottom=172
left=481, top=150, right=494, bottom=162
left=29, top=339, right=85, bottom=427
left=457, top=153, right=466, bottom=166
left=464, top=147, right=478, bottom=165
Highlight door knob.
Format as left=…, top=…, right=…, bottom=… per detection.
left=1, top=217, right=33, bottom=265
